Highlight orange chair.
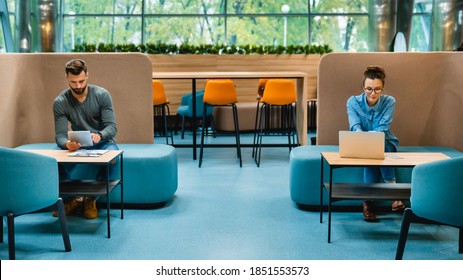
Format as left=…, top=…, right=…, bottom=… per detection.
left=199, top=79, right=242, bottom=167
left=254, top=79, right=298, bottom=167
left=152, top=80, right=174, bottom=145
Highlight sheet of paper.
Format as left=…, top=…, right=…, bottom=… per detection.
left=68, top=150, right=108, bottom=157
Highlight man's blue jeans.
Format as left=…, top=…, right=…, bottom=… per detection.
left=57, top=140, right=120, bottom=181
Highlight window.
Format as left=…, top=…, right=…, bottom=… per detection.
left=144, top=16, right=223, bottom=45
left=0, top=21, right=5, bottom=52
left=144, top=0, right=223, bottom=14
left=310, top=15, right=368, bottom=52
left=0, top=0, right=13, bottom=52
left=64, top=0, right=142, bottom=14
left=409, top=0, right=433, bottom=51
left=64, top=16, right=143, bottom=50
left=5, top=0, right=449, bottom=52
left=227, top=0, right=308, bottom=14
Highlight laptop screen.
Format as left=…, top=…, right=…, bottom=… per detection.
left=339, top=131, right=385, bottom=159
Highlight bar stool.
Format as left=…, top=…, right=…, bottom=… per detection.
left=199, top=79, right=242, bottom=167
left=252, top=79, right=268, bottom=158
left=152, top=80, right=174, bottom=145
left=255, top=79, right=298, bottom=167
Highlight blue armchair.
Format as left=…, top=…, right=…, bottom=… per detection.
left=0, top=147, right=71, bottom=259
left=395, top=156, right=463, bottom=259
left=176, top=90, right=214, bottom=139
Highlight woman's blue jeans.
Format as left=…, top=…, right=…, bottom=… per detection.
left=364, top=142, right=396, bottom=183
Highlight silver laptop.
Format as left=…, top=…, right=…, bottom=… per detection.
left=339, top=131, right=385, bottom=159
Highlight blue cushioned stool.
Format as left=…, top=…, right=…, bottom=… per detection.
left=116, top=144, right=177, bottom=206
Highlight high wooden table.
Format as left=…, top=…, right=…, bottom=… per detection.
left=153, top=71, right=308, bottom=159
left=25, top=150, right=124, bottom=238
left=320, top=152, right=450, bottom=243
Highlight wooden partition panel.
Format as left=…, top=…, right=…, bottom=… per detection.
left=317, top=52, right=463, bottom=151
left=0, top=53, right=154, bottom=148
left=150, top=54, right=320, bottom=114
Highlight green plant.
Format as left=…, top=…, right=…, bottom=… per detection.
left=73, top=43, right=97, bottom=52
left=97, top=43, right=115, bottom=52
left=72, top=43, right=332, bottom=55
left=115, top=43, right=139, bottom=52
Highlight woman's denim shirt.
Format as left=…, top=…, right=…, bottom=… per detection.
left=346, top=92, right=399, bottom=150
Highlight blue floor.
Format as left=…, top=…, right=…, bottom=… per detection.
left=1, top=132, right=462, bottom=260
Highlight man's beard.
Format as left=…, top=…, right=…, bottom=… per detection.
left=71, top=84, right=87, bottom=95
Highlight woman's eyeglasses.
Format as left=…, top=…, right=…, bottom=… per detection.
left=364, top=87, right=383, bottom=94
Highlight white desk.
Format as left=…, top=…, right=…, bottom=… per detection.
left=153, top=71, right=308, bottom=159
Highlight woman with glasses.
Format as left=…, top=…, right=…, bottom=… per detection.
left=346, top=66, right=404, bottom=222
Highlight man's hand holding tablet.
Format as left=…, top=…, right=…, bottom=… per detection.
left=67, top=131, right=93, bottom=150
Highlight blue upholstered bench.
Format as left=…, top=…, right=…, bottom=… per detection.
left=289, top=145, right=463, bottom=209
left=15, top=143, right=178, bottom=208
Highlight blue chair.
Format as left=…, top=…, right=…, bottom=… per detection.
left=0, top=147, right=71, bottom=260
left=395, top=156, right=463, bottom=260
left=176, top=90, right=213, bottom=139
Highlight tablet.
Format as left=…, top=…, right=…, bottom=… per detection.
left=68, top=131, right=93, bottom=146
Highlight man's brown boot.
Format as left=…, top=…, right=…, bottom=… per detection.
left=52, top=197, right=81, bottom=217
left=83, top=196, right=98, bottom=219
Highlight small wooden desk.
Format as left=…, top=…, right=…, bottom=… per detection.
left=320, top=152, right=449, bottom=243
left=26, top=150, right=124, bottom=238
left=153, top=71, right=308, bottom=159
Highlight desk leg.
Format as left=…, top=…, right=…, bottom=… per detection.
left=106, top=163, right=111, bottom=238
left=192, top=79, right=197, bottom=160
left=320, top=155, right=324, bottom=223
left=328, top=167, right=333, bottom=243
left=120, top=153, right=124, bottom=220
left=296, top=77, right=307, bottom=145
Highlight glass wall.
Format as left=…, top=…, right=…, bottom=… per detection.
left=2, top=0, right=461, bottom=53
left=410, top=0, right=433, bottom=51
left=0, top=20, right=4, bottom=52
left=62, top=0, right=143, bottom=51
left=0, top=0, right=14, bottom=52
left=60, top=0, right=370, bottom=52
left=309, top=0, right=369, bottom=52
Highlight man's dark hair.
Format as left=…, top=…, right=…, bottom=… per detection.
left=363, top=66, right=386, bottom=86
left=65, top=59, right=87, bottom=75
